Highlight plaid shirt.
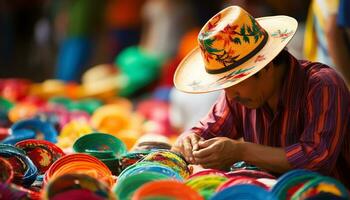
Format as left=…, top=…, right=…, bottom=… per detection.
left=190, top=53, right=350, bottom=188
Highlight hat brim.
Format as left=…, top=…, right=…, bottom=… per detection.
left=174, top=15, right=298, bottom=93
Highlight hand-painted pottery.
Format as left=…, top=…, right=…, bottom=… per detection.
left=20, top=95, right=46, bottom=107
left=68, top=110, right=90, bottom=123
left=15, top=139, right=65, bottom=174
left=73, top=132, right=127, bottom=159
left=43, top=173, right=115, bottom=200
left=118, top=162, right=182, bottom=183
left=8, top=103, right=38, bottom=123
left=0, top=128, right=10, bottom=141
left=271, top=169, right=319, bottom=200
left=113, top=171, right=169, bottom=200
left=0, top=97, right=14, bottom=127
left=0, top=144, right=38, bottom=186
left=0, top=157, right=14, bottom=184
left=185, top=174, right=228, bottom=200
left=48, top=96, right=72, bottom=109
left=139, top=150, right=190, bottom=179
left=189, top=169, right=229, bottom=179
left=56, top=121, right=93, bottom=149
left=216, top=176, right=269, bottom=192
left=131, top=180, right=204, bottom=200
left=68, top=98, right=102, bottom=115
left=44, top=153, right=114, bottom=187
left=90, top=104, right=132, bottom=134
left=211, top=184, right=276, bottom=200
left=0, top=79, right=31, bottom=101
left=3, top=119, right=58, bottom=145
left=119, top=150, right=151, bottom=172
left=291, top=176, right=349, bottom=200
left=0, top=182, right=41, bottom=200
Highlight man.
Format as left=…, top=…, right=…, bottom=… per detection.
left=172, top=6, right=350, bottom=188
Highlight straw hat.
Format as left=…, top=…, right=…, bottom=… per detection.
left=174, top=6, right=297, bottom=93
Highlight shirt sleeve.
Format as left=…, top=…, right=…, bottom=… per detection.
left=285, top=78, right=350, bottom=174
left=189, top=92, right=243, bottom=140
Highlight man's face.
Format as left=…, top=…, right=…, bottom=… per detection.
left=224, top=65, right=275, bottom=109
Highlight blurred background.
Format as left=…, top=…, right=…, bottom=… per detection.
left=0, top=0, right=310, bottom=82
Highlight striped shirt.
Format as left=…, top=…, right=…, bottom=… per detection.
left=190, top=53, right=350, bottom=188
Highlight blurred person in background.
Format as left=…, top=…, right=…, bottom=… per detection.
left=304, top=0, right=350, bottom=87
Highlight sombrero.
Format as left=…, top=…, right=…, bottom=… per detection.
left=174, top=6, right=297, bottom=93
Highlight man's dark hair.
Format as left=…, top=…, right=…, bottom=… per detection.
left=272, top=48, right=290, bottom=66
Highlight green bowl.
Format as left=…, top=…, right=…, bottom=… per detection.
left=73, top=133, right=127, bottom=158
left=114, top=171, right=170, bottom=200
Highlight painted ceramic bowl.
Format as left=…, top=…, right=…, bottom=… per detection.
left=4, top=119, right=58, bottom=145
left=43, top=173, right=115, bottom=200
left=211, top=184, right=276, bottom=200
left=15, top=139, right=65, bottom=174
left=139, top=150, right=190, bottom=179
left=131, top=180, right=203, bottom=200
left=291, top=176, right=349, bottom=200
left=0, top=144, right=38, bottom=186
left=114, top=171, right=169, bottom=200
left=73, top=133, right=127, bottom=158
left=216, top=176, right=269, bottom=192
left=185, top=174, right=228, bottom=200
left=271, top=169, right=319, bottom=199
left=118, top=162, right=182, bottom=183
left=119, top=150, right=151, bottom=172
left=189, top=169, right=229, bottom=179
left=0, top=157, right=14, bottom=184
left=44, top=153, right=114, bottom=187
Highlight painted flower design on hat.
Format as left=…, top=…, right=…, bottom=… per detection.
left=198, top=12, right=267, bottom=74
left=271, top=29, right=293, bottom=42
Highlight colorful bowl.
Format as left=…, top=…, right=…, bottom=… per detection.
left=118, top=162, right=183, bottom=182
left=185, top=175, right=228, bottom=200
left=140, top=150, right=190, bottom=179
left=73, top=133, right=127, bottom=158
left=43, top=173, right=115, bottom=200
left=211, top=184, right=276, bottom=200
left=0, top=157, right=14, bottom=184
left=271, top=169, right=319, bottom=199
left=291, top=176, right=349, bottom=200
left=0, top=144, right=38, bottom=186
left=189, top=169, right=229, bottom=179
left=131, top=180, right=204, bottom=200
left=15, top=139, right=65, bottom=174
left=216, top=176, right=269, bottom=192
left=44, top=153, right=114, bottom=187
left=114, top=171, right=169, bottom=200
left=4, top=119, right=58, bottom=145
left=119, top=150, right=151, bottom=172
left=226, top=169, right=276, bottom=179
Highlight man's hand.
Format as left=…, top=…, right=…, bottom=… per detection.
left=171, top=133, right=204, bottom=164
left=192, top=137, right=241, bottom=170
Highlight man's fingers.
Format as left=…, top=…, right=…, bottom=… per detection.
left=191, top=136, right=200, bottom=151
left=193, top=144, right=216, bottom=159
left=198, top=138, right=215, bottom=149
left=183, top=137, right=195, bottom=163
